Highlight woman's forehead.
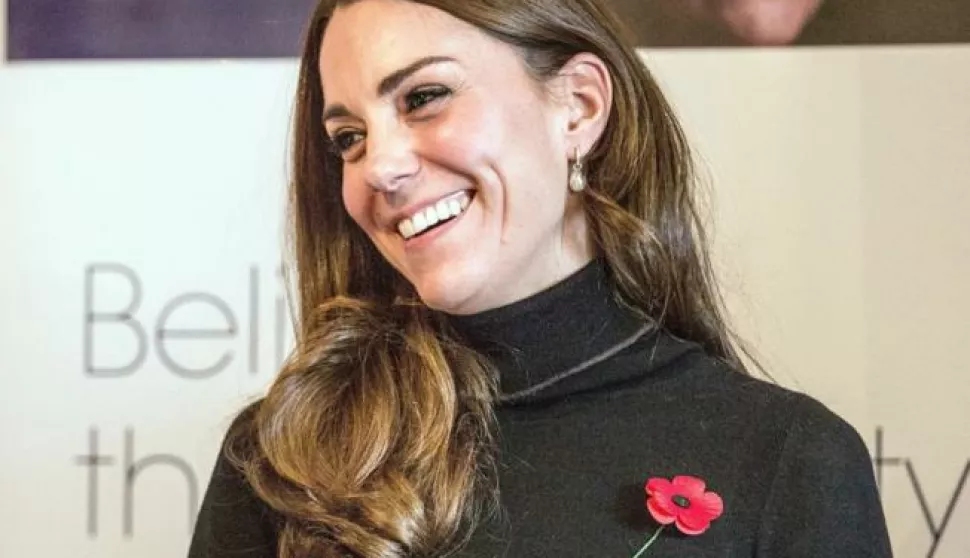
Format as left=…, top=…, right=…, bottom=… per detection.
left=319, top=1, right=492, bottom=93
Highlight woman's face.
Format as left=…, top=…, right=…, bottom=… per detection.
left=319, top=0, right=593, bottom=315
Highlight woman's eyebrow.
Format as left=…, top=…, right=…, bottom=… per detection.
left=376, top=55, right=457, bottom=96
left=322, top=55, right=457, bottom=123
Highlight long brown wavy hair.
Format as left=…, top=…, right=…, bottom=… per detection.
left=226, top=0, right=748, bottom=556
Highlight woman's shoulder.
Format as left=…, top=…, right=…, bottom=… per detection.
left=699, top=370, right=892, bottom=555
left=714, top=361, right=864, bottom=435
left=685, top=356, right=865, bottom=439
left=188, top=399, right=280, bottom=558
left=666, top=356, right=874, bottom=476
left=651, top=357, right=890, bottom=554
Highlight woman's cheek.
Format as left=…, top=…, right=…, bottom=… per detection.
left=341, top=177, right=371, bottom=232
left=431, top=100, right=500, bottom=163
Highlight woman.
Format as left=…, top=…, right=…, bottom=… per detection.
left=189, top=0, right=892, bottom=556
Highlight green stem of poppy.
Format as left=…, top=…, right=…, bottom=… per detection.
left=631, top=525, right=665, bottom=558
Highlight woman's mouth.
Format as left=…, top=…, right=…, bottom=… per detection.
left=397, top=191, right=473, bottom=240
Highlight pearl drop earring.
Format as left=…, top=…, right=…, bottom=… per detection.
left=568, top=147, right=586, bottom=193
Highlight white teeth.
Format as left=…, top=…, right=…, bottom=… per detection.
left=424, top=205, right=440, bottom=227
left=412, top=211, right=428, bottom=232
left=435, top=200, right=451, bottom=221
left=396, top=191, right=473, bottom=240
left=399, top=218, right=415, bottom=239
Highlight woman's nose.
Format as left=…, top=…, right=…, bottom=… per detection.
left=363, top=125, right=419, bottom=193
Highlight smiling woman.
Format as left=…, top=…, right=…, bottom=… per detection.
left=320, top=2, right=607, bottom=314
left=188, top=1, right=893, bottom=557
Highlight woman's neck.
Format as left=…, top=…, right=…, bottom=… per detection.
left=445, top=259, right=653, bottom=402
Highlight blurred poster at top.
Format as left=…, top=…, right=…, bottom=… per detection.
left=7, top=0, right=970, bottom=60
left=613, top=0, right=970, bottom=47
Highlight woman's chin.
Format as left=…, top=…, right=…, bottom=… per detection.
left=411, top=271, right=489, bottom=316
left=416, top=284, right=478, bottom=315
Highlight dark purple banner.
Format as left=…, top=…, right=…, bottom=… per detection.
left=8, top=0, right=970, bottom=60
left=7, top=0, right=316, bottom=59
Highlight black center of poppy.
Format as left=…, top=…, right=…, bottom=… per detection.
left=672, top=495, right=691, bottom=509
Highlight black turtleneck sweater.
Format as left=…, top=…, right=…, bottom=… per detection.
left=189, top=261, right=893, bottom=557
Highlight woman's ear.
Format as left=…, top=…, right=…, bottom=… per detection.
left=554, top=53, right=613, bottom=158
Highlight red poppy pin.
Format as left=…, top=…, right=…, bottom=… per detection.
left=632, top=475, right=724, bottom=557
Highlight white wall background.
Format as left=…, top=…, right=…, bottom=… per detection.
left=650, top=46, right=970, bottom=557
left=2, top=3, right=968, bottom=552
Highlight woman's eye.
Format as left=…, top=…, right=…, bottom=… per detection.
left=332, top=130, right=364, bottom=154
left=404, top=86, right=450, bottom=113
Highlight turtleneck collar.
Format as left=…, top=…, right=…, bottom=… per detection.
left=446, top=260, right=697, bottom=405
